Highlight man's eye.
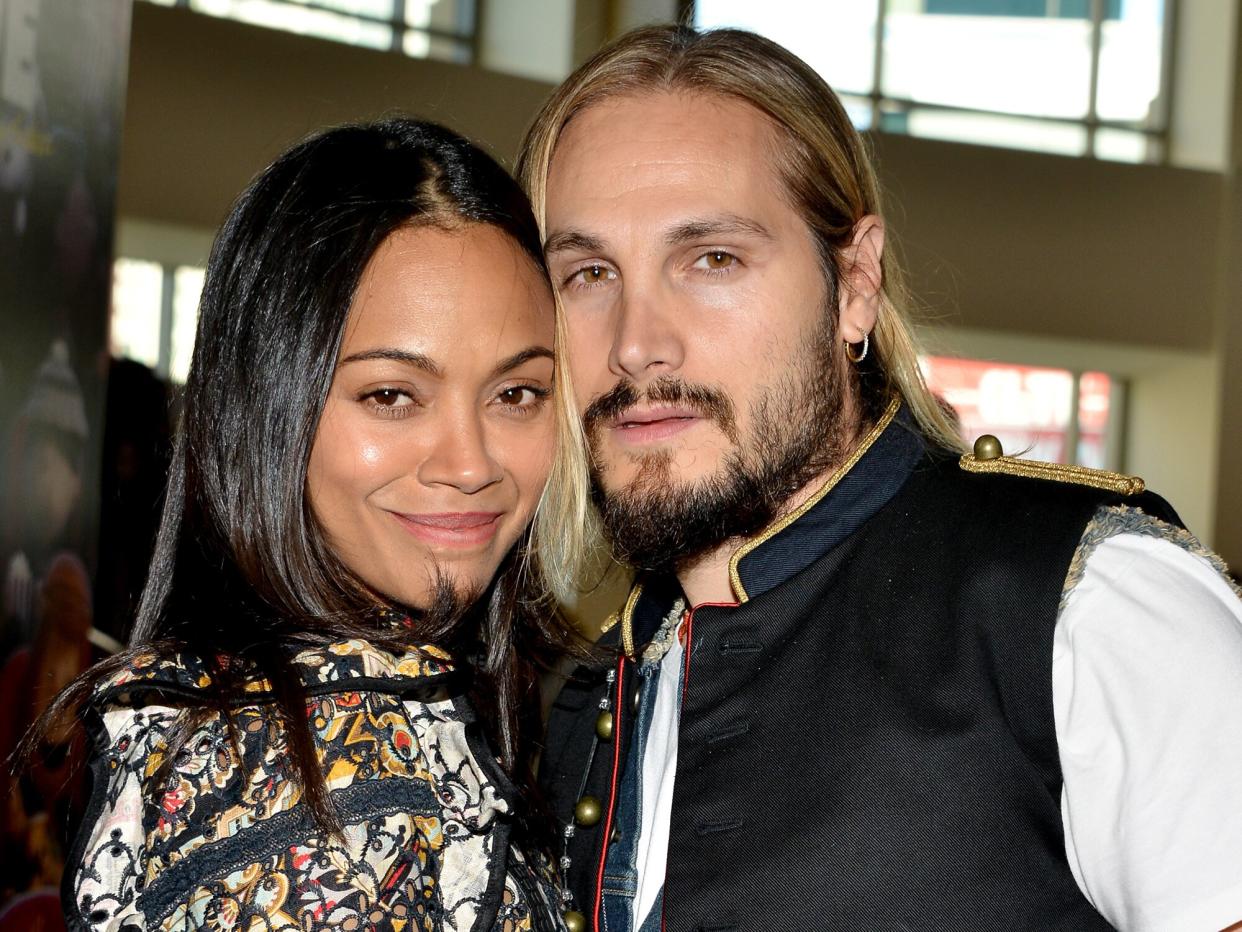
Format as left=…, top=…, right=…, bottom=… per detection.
left=697, top=250, right=737, bottom=271
left=569, top=264, right=614, bottom=287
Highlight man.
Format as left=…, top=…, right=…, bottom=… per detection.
left=518, top=25, right=1242, bottom=932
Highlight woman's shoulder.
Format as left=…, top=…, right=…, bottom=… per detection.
left=89, top=636, right=457, bottom=710
left=88, top=649, right=214, bottom=711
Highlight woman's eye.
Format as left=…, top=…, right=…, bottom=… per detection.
left=361, top=388, right=415, bottom=415
left=371, top=389, right=404, bottom=406
left=496, top=385, right=549, bottom=410
left=696, top=250, right=737, bottom=272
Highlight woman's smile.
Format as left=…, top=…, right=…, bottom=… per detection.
left=389, top=510, right=505, bottom=548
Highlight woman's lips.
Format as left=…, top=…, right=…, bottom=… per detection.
left=390, top=511, right=503, bottom=548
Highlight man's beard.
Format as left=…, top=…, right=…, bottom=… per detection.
left=583, top=314, right=852, bottom=573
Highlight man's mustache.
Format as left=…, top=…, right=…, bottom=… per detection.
left=582, top=376, right=738, bottom=444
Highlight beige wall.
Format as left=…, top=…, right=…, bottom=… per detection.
left=118, top=3, right=554, bottom=229
left=116, top=2, right=1241, bottom=564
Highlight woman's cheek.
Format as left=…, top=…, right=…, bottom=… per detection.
left=502, top=423, right=554, bottom=503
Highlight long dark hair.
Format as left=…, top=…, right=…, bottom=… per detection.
left=28, top=118, right=581, bottom=841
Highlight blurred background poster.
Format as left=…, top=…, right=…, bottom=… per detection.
left=0, top=0, right=132, bottom=925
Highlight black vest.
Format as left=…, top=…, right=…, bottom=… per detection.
left=541, top=452, right=1179, bottom=931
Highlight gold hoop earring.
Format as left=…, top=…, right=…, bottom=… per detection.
left=846, top=331, right=869, bottom=364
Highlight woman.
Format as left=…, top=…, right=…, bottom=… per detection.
left=35, top=119, right=589, bottom=931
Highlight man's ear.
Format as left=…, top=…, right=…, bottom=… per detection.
left=837, top=215, right=885, bottom=344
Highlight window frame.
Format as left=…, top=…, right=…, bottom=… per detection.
left=150, top=0, right=481, bottom=62
left=687, top=0, right=1178, bottom=164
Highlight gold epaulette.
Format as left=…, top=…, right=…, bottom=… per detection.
left=959, top=434, right=1145, bottom=496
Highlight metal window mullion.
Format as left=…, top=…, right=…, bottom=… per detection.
left=157, top=266, right=176, bottom=380
left=876, top=92, right=1164, bottom=134
left=391, top=0, right=404, bottom=53
left=1066, top=371, right=1082, bottom=466
left=1105, top=376, right=1128, bottom=473
left=870, top=0, right=887, bottom=132
left=1085, top=0, right=1105, bottom=158
left=469, top=0, right=484, bottom=67
left=1155, top=0, right=1177, bottom=166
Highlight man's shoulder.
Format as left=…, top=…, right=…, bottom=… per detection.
left=906, top=441, right=1181, bottom=529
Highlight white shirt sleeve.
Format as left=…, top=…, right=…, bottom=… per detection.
left=1055, top=531, right=1242, bottom=932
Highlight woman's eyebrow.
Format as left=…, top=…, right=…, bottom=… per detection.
left=489, top=347, right=554, bottom=379
left=339, top=348, right=442, bottom=376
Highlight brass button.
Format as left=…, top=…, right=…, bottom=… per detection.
left=574, top=795, right=602, bottom=827
left=564, top=910, right=587, bottom=932
left=595, top=710, right=614, bottom=741
left=973, top=434, right=1003, bottom=461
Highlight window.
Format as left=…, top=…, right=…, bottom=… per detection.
left=920, top=356, right=1123, bottom=469
left=110, top=259, right=206, bottom=384
left=694, top=0, right=1170, bottom=163
left=144, top=0, right=476, bottom=63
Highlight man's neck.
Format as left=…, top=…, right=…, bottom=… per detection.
left=675, top=458, right=847, bottom=606
left=672, top=395, right=868, bottom=607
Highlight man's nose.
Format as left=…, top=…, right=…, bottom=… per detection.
left=416, top=411, right=504, bottom=495
left=608, top=279, right=686, bottom=382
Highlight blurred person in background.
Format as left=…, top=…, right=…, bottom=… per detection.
left=0, top=553, right=95, bottom=908
left=521, top=25, right=1242, bottom=932
left=25, top=118, right=588, bottom=932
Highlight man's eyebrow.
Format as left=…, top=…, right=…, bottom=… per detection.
left=339, top=348, right=442, bottom=376
left=489, top=346, right=554, bottom=379
left=665, top=215, right=774, bottom=245
left=544, top=229, right=606, bottom=256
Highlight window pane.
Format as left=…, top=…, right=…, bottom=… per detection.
left=1076, top=371, right=1113, bottom=469
left=1094, top=127, right=1159, bottom=163
left=840, top=94, right=873, bottom=131
left=1095, top=2, right=1165, bottom=124
left=695, top=0, right=879, bottom=95
left=402, top=31, right=470, bottom=63
left=189, top=0, right=393, bottom=51
left=883, top=11, right=1092, bottom=120
left=405, top=0, right=474, bottom=38
left=170, top=266, right=206, bottom=385
left=110, top=259, right=163, bottom=369
left=920, top=356, right=1075, bottom=463
left=289, top=0, right=393, bottom=17
left=925, top=0, right=1121, bottom=15
left=899, top=108, right=1088, bottom=157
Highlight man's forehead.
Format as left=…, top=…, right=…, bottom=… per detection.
left=545, top=90, right=787, bottom=233
left=552, top=90, right=777, bottom=174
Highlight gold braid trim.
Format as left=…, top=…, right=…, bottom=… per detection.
left=959, top=454, right=1145, bottom=496
left=728, top=397, right=902, bottom=604
left=617, top=583, right=644, bottom=660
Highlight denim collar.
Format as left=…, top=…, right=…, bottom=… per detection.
left=622, top=399, right=926, bottom=651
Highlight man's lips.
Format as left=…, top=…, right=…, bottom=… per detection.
left=390, top=512, right=503, bottom=547
left=611, top=406, right=704, bottom=444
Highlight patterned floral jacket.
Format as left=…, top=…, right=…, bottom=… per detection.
left=64, top=639, right=564, bottom=932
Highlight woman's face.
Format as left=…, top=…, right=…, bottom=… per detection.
left=308, top=223, right=556, bottom=610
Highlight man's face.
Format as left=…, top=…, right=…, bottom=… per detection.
left=544, top=90, right=855, bottom=568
